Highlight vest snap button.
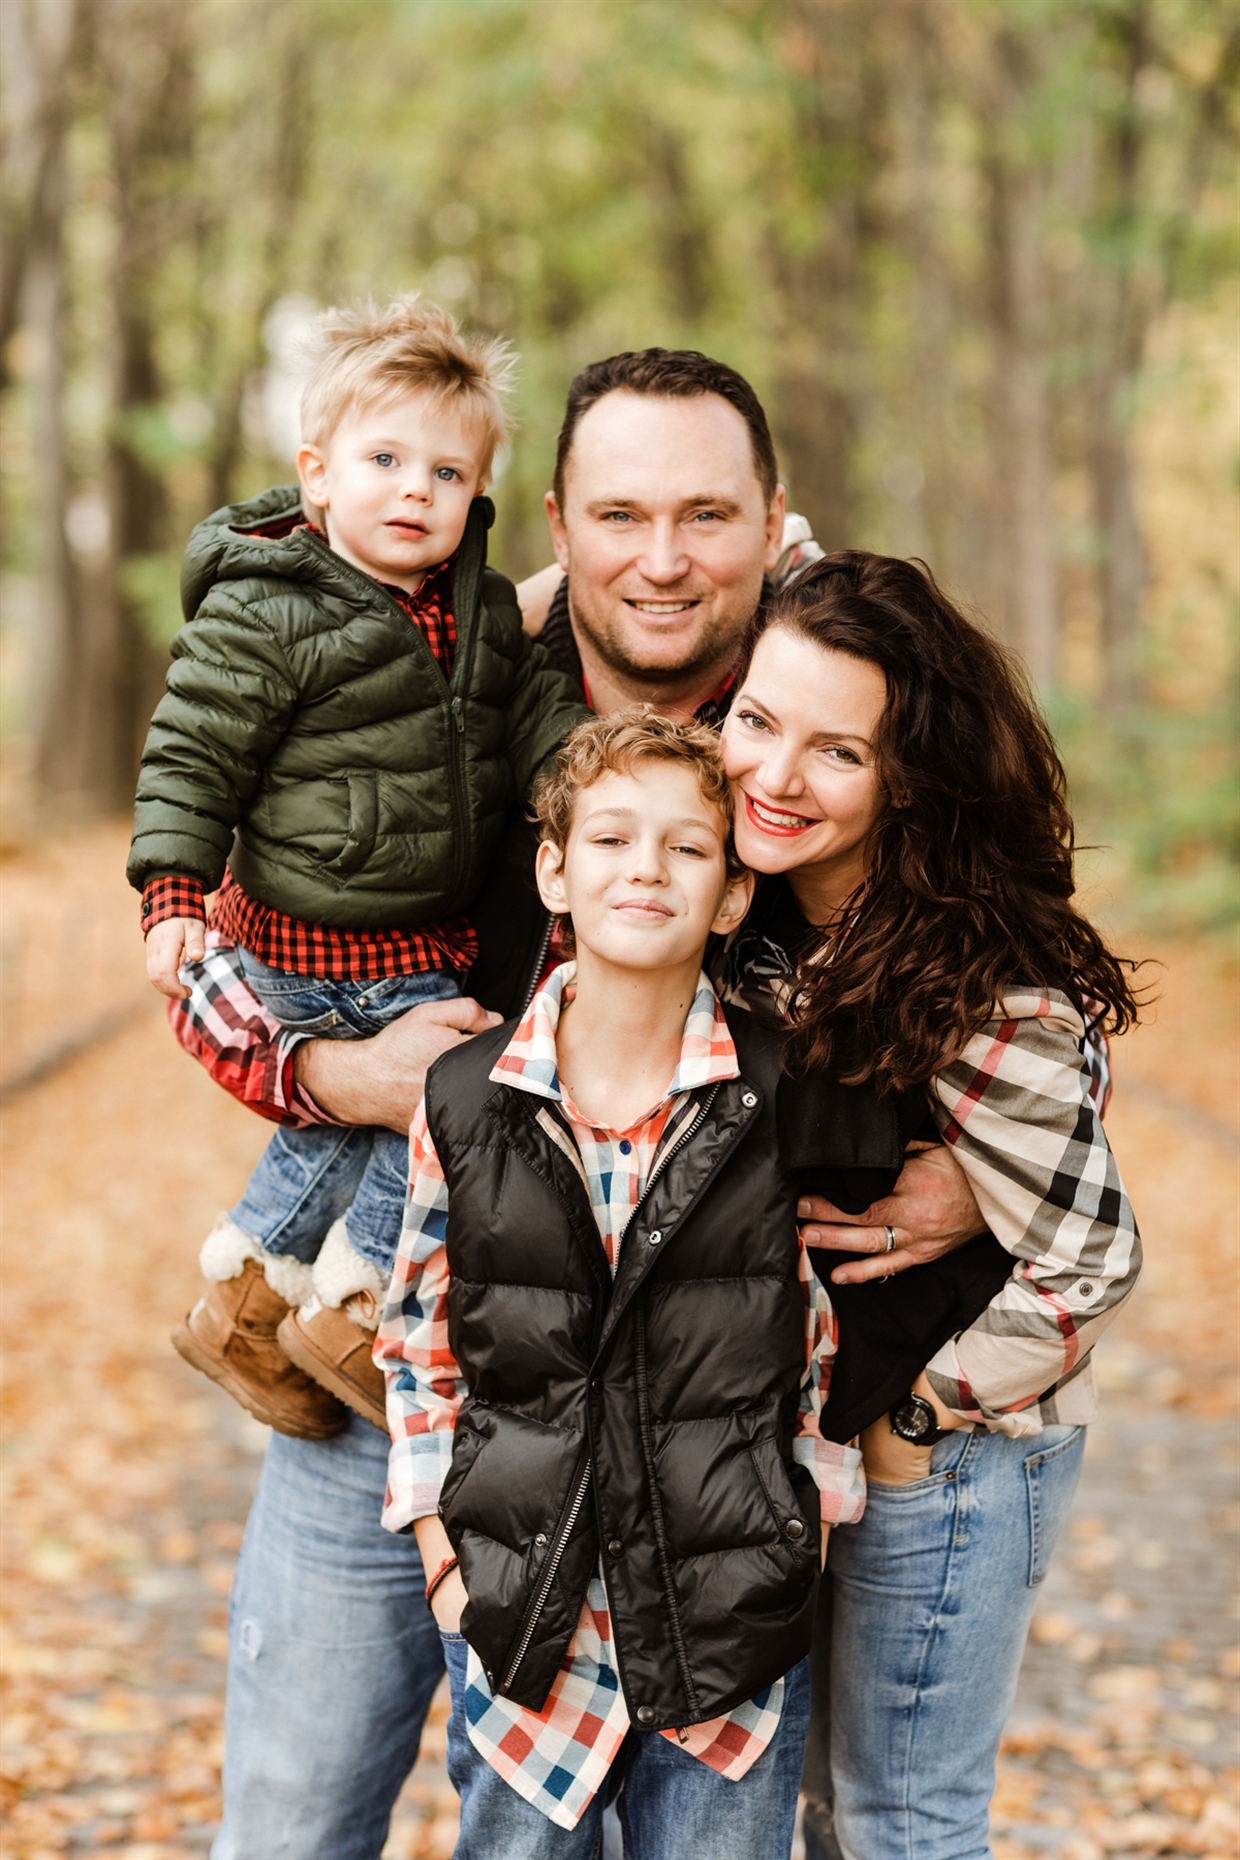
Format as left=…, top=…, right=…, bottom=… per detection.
left=741, top=1090, right=758, bottom=1108
left=648, top=1230, right=662, bottom=1246
left=785, top=1518, right=805, bottom=1540
left=608, top=1538, right=624, bottom=1557
left=534, top=1532, right=549, bottom=1548
left=636, top=1706, right=655, bottom=1725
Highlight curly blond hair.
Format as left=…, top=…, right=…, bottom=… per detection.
left=299, top=292, right=516, bottom=478
left=532, top=707, right=744, bottom=882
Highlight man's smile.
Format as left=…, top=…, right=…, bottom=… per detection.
left=623, top=598, right=703, bottom=616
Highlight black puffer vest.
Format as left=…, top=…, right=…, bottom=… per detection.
left=425, top=1007, right=820, bottom=1726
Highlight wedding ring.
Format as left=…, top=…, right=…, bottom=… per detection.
left=883, top=1225, right=897, bottom=1253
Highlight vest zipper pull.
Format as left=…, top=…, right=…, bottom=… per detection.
left=451, top=696, right=464, bottom=733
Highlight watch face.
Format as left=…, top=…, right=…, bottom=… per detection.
left=895, top=1398, right=933, bottom=1440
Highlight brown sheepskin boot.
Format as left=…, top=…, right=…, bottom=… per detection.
left=278, top=1293, right=387, bottom=1433
left=172, top=1256, right=348, bottom=1439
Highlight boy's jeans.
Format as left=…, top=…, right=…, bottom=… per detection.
left=442, top=1637, right=811, bottom=1860
left=802, top=1422, right=1087, bottom=1860
left=229, top=953, right=461, bottom=1274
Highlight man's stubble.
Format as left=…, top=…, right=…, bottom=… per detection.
left=567, top=580, right=761, bottom=694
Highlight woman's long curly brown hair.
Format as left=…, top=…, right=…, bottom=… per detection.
left=754, top=551, right=1140, bottom=1089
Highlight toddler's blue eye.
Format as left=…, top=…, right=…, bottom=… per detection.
left=374, top=453, right=396, bottom=467
left=435, top=466, right=461, bottom=482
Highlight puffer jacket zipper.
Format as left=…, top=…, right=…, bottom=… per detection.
left=497, top=1088, right=720, bottom=1697
left=498, top=1454, right=593, bottom=1695
left=518, top=913, right=555, bottom=1019
left=300, top=513, right=485, bottom=911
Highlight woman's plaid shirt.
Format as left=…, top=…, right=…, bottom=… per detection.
left=375, top=964, right=864, bottom=1830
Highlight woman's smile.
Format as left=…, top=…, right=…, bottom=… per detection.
left=742, top=791, right=821, bottom=836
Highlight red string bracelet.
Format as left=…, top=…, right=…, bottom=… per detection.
left=425, top=1555, right=459, bottom=1605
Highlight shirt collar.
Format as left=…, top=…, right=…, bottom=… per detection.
left=489, top=961, right=740, bottom=1114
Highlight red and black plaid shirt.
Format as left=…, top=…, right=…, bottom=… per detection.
left=139, top=537, right=477, bottom=981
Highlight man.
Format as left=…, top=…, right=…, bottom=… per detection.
left=180, top=349, right=985, bottom=1860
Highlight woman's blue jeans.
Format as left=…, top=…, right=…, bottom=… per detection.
left=802, top=1423, right=1086, bottom=1860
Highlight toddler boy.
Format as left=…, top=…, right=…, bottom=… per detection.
left=129, top=295, right=588, bottom=1439
left=377, top=710, right=865, bottom=1857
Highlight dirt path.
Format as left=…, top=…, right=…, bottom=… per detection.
left=1, top=826, right=1236, bottom=1859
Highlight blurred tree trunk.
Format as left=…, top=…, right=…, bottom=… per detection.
left=0, top=0, right=83, bottom=381
left=203, top=21, right=312, bottom=510
left=12, top=0, right=112, bottom=815
left=769, top=1, right=886, bottom=549
left=25, top=133, right=84, bottom=805
left=1086, top=1, right=1154, bottom=710
left=980, top=25, right=1059, bottom=686
left=99, top=0, right=197, bottom=794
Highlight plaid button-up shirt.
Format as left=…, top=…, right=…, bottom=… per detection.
left=375, top=964, right=864, bottom=1829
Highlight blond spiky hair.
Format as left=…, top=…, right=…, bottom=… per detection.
left=299, top=293, right=516, bottom=478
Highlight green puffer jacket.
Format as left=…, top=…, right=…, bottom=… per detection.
left=127, top=487, right=589, bottom=929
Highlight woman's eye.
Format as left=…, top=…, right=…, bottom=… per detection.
left=737, top=709, right=770, bottom=732
left=824, top=745, right=861, bottom=766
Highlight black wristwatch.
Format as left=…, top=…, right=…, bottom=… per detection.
left=889, top=1390, right=953, bottom=1446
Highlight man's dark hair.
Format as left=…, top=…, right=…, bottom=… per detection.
left=552, top=348, right=779, bottom=507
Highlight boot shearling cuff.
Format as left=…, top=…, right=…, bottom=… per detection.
left=312, top=1218, right=390, bottom=1310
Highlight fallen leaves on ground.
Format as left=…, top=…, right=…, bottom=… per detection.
left=1, top=826, right=1236, bottom=1860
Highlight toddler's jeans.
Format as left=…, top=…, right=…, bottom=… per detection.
left=228, top=951, right=462, bottom=1277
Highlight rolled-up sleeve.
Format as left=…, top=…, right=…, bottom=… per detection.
left=925, top=990, right=1141, bottom=1434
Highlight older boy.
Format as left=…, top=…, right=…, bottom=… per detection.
left=377, top=711, right=865, bottom=1858
left=128, top=295, right=588, bottom=1437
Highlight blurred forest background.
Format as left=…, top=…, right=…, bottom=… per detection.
left=1, top=9, right=1238, bottom=1857
left=1, top=0, right=1237, bottom=932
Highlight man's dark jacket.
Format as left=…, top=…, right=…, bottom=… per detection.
left=127, top=489, right=589, bottom=927
left=427, top=1008, right=820, bottom=1726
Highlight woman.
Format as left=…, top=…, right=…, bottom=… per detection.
left=716, top=551, right=1141, bottom=1860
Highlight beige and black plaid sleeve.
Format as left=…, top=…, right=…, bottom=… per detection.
left=924, top=989, right=1141, bottom=1436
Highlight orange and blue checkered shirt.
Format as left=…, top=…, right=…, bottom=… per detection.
left=376, top=963, right=864, bottom=1830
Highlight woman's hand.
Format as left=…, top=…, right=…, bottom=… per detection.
left=861, top=1369, right=969, bottom=1486
left=798, top=1140, right=985, bottom=1284
left=860, top=1416, right=934, bottom=1486
left=428, top=1567, right=468, bottom=1634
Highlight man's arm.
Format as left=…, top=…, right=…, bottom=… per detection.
left=798, top=1140, right=986, bottom=1284
left=515, top=563, right=565, bottom=637
left=171, top=934, right=499, bottom=1131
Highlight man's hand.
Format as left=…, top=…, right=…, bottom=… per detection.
left=145, top=917, right=207, bottom=999
left=294, top=996, right=502, bottom=1132
left=798, top=1140, right=985, bottom=1285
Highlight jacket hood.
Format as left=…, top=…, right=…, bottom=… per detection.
left=179, top=483, right=496, bottom=622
